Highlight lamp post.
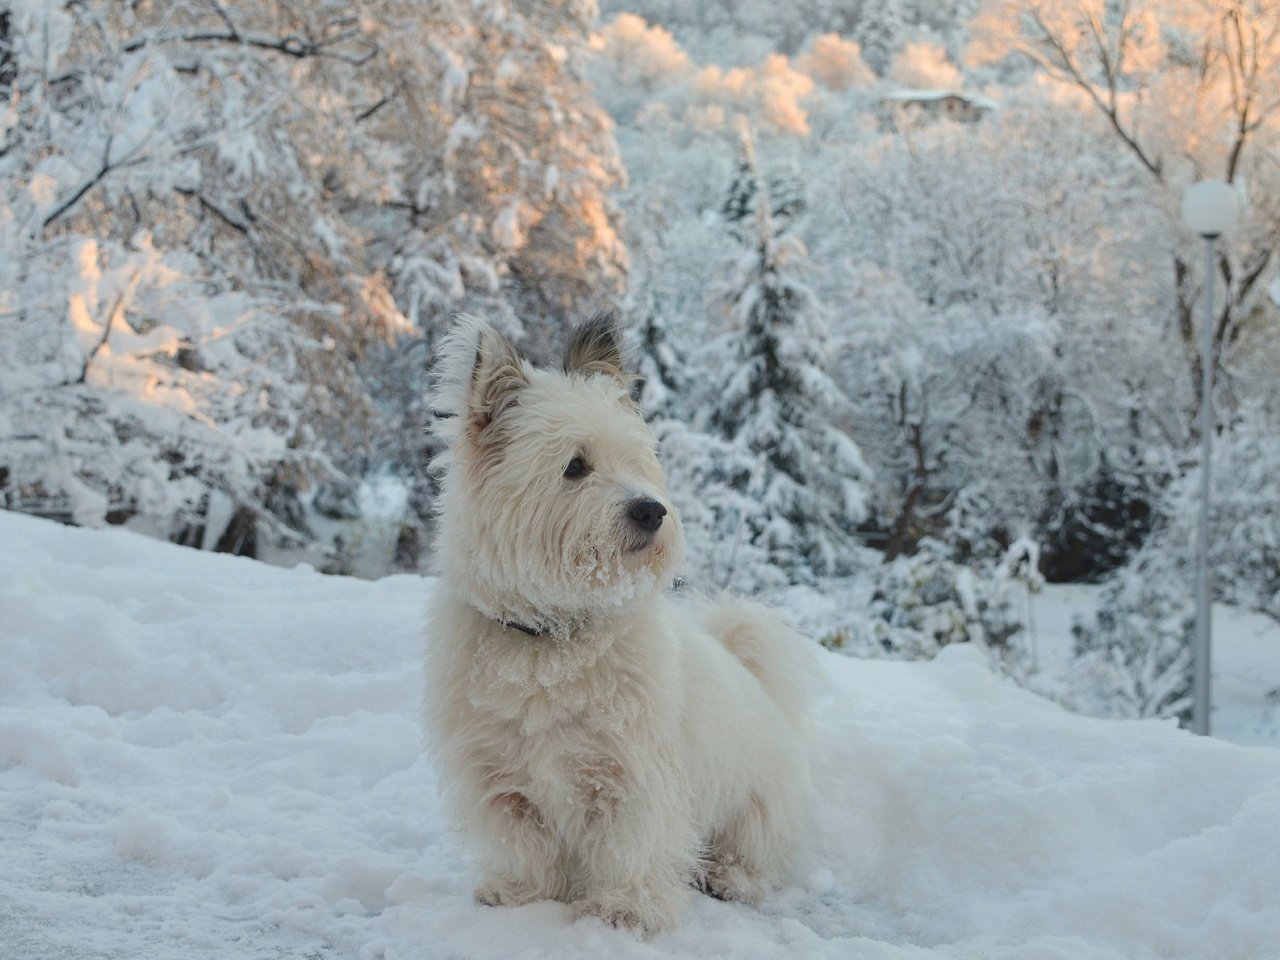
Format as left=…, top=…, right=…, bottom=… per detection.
left=1180, top=180, right=1240, bottom=737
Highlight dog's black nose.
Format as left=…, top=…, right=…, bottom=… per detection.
left=628, top=498, right=667, bottom=533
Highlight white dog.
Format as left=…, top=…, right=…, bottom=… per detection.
left=424, top=314, right=817, bottom=935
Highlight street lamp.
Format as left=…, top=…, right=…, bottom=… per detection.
left=1180, top=180, right=1240, bottom=736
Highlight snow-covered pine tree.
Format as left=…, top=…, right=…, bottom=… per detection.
left=621, top=204, right=690, bottom=421
left=651, top=418, right=787, bottom=595
left=853, top=0, right=906, bottom=76
left=633, top=301, right=685, bottom=419
left=702, top=128, right=872, bottom=584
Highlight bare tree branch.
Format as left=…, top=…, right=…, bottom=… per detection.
left=120, top=27, right=378, bottom=67
left=75, top=288, right=129, bottom=385
left=1028, top=10, right=1163, bottom=180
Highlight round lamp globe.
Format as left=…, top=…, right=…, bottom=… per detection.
left=1181, top=180, right=1240, bottom=238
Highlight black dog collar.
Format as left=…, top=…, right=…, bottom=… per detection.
left=499, top=619, right=543, bottom=638
left=484, top=578, right=685, bottom=639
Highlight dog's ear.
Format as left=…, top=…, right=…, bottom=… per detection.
left=428, top=316, right=528, bottom=454
left=468, top=323, right=527, bottom=430
left=563, top=312, right=629, bottom=384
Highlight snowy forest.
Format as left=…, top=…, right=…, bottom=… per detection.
left=2, top=0, right=1279, bottom=726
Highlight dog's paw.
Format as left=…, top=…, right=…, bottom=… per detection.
left=694, top=860, right=764, bottom=905
left=474, top=876, right=543, bottom=908
left=574, top=892, right=678, bottom=937
left=575, top=900, right=643, bottom=933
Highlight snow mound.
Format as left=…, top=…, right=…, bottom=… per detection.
left=1, top=510, right=1277, bottom=959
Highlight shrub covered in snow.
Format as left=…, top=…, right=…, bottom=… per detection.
left=1062, top=404, right=1280, bottom=724
left=865, top=538, right=1033, bottom=662
left=808, top=539, right=1039, bottom=672
left=1155, top=406, right=1280, bottom=622
left=1067, top=554, right=1194, bottom=723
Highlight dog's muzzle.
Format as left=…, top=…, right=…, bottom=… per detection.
left=622, top=498, right=667, bottom=553
left=628, top=498, right=666, bottom=533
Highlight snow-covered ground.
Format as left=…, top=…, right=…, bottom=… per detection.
left=3, top=510, right=1279, bottom=960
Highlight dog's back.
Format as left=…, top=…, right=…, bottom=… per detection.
left=688, top=591, right=819, bottom=733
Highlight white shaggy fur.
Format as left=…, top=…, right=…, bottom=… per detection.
left=424, top=315, right=817, bottom=935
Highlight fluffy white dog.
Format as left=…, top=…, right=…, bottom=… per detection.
left=424, top=314, right=817, bottom=935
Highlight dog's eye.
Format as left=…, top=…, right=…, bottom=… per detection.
left=564, top=456, right=588, bottom=480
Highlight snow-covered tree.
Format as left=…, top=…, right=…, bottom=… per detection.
left=652, top=419, right=787, bottom=595
left=0, top=2, right=407, bottom=554
left=970, top=0, right=1280, bottom=423
left=797, top=34, right=876, bottom=91
left=398, top=0, right=629, bottom=347
left=701, top=130, right=872, bottom=582
left=588, top=13, right=692, bottom=124
left=889, top=40, right=964, bottom=89
left=1136, top=404, right=1280, bottom=622
left=0, top=0, right=632, bottom=566
left=1068, top=555, right=1194, bottom=724
left=1065, top=406, right=1280, bottom=725
left=854, top=0, right=907, bottom=75
left=816, top=97, right=1182, bottom=575
left=597, top=0, right=977, bottom=63
left=685, top=54, right=817, bottom=138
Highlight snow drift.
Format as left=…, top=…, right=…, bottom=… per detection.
left=1, top=510, right=1277, bottom=959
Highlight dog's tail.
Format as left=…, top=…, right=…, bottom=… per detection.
left=695, top=594, right=819, bottom=732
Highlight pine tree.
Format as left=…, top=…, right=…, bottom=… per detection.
left=634, top=302, right=685, bottom=419
left=854, top=0, right=906, bottom=76
left=702, top=130, right=872, bottom=583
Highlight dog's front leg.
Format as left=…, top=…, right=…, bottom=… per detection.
left=472, top=788, right=568, bottom=907
left=569, top=758, right=695, bottom=936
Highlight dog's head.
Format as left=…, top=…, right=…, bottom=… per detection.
left=431, top=313, right=683, bottom=626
